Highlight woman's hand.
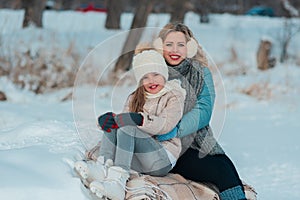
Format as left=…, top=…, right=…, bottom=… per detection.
left=156, top=126, right=178, bottom=141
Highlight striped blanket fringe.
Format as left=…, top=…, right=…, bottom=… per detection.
left=125, top=173, right=220, bottom=200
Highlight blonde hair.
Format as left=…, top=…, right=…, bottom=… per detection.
left=158, top=22, right=208, bottom=67
left=134, top=43, right=155, bottom=55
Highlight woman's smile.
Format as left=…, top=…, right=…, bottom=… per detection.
left=169, top=53, right=181, bottom=61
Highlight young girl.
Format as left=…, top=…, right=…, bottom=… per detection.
left=75, top=49, right=186, bottom=200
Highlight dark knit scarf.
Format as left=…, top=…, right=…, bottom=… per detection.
left=168, top=58, right=225, bottom=157
left=168, top=58, right=204, bottom=114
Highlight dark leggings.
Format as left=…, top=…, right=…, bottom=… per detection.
left=171, top=148, right=244, bottom=192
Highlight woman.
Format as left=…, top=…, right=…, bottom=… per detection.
left=153, top=22, right=247, bottom=200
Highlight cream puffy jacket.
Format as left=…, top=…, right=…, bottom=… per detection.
left=123, top=79, right=186, bottom=160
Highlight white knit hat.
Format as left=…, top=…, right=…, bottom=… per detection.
left=132, top=50, right=169, bottom=82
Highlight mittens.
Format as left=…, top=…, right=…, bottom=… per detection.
left=98, top=112, right=118, bottom=132
left=114, top=112, right=144, bottom=127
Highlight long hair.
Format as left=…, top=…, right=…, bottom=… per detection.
left=158, top=22, right=208, bottom=67
left=129, top=80, right=146, bottom=112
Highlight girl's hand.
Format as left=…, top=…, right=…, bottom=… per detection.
left=98, top=112, right=118, bottom=132
left=114, top=112, right=144, bottom=127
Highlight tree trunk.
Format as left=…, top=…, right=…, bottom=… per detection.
left=105, top=0, right=122, bottom=29
left=22, top=0, right=46, bottom=28
left=113, top=0, right=154, bottom=73
left=281, top=0, right=299, bottom=17
left=169, top=0, right=189, bottom=23
left=280, top=38, right=290, bottom=63
left=11, top=0, right=22, bottom=9
left=0, top=91, right=7, bottom=101
left=257, top=39, right=275, bottom=70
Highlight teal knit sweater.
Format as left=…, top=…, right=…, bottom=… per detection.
left=177, top=67, right=215, bottom=137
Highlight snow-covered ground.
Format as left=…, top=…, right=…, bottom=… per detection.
left=1, top=10, right=300, bottom=199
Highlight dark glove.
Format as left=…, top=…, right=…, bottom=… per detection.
left=98, top=112, right=118, bottom=132
left=156, top=126, right=178, bottom=142
left=114, top=112, right=143, bottom=127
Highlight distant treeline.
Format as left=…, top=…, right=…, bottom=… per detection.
left=0, top=0, right=299, bottom=18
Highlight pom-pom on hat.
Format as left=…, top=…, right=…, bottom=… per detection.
left=132, top=50, right=169, bottom=83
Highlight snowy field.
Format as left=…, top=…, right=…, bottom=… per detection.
left=1, top=10, right=300, bottom=199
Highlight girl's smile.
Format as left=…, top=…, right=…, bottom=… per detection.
left=142, top=73, right=165, bottom=94
left=169, top=53, right=181, bottom=61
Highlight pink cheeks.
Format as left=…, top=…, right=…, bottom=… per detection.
left=142, top=73, right=165, bottom=94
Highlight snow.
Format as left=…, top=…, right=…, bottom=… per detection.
left=1, top=10, right=300, bottom=199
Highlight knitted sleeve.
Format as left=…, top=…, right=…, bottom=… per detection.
left=177, top=67, right=215, bottom=138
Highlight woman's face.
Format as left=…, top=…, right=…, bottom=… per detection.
left=163, top=31, right=188, bottom=66
left=142, top=72, right=165, bottom=94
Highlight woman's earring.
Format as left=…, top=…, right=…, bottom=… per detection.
left=153, top=37, right=163, bottom=54
left=187, top=38, right=198, bottom=58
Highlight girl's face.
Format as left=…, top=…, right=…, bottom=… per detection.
left=142, top=72, right=165, bottom=94
left=163, top=31, right=188, bottom=66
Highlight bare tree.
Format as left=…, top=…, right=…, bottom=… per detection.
left=281, top=0, right=299, bottom=17
left=113, top=0, right=154, bottom=73
left=105, top=0, right=123, bottom=29
left=22, top=0, right=46, bottom=28
left=169, top=0, right=191, bottom=23
left=279, top=20, right=300, bottom=63
left=192, top=0, right=211, bottom=23
left=279, top=0, right=300, bottom=62
left=59, top=0, right=83, bottom=10
left=11, top=0, right=22, bottom=9
left=0, top=0, right=17, bottom=8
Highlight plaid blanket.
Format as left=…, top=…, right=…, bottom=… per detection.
left=125, top=173, right=220, bottom=200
